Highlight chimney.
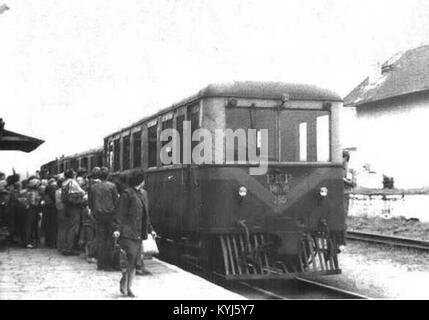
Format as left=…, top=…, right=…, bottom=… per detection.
left=381, top=62, right=394, bottom=74
left=368, top=62, right=382, bottom=85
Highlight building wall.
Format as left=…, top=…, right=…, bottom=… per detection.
left=349, top=91, right=429, bottom=188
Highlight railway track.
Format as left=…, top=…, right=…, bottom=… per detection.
left=176, top=258, right=367, bottom=299
left=234, top=278, right=368, bottom=300
left=346, top=230, right=429, bottom=251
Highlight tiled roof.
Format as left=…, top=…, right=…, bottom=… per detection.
left=344, top=45, right=429, bottom=107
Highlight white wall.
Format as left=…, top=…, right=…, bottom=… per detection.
left=346, top=91, right=429, bottom=188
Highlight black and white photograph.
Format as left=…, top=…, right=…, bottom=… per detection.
left=1, top=0, right=429, bottom=302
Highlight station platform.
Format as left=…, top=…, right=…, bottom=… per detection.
left=0, top=248, right=244, bottom=300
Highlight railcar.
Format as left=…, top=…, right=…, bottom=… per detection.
left=104, top=81, right=345, bottom=280
left=40, top=147, right=104, bottom=177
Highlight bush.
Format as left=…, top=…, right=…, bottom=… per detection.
left=383, top=175, right=394, bottom=189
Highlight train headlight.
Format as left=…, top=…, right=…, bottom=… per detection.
left=238, top=186, right=248, bottom=197
left=319, top=187, right=328, bottom=197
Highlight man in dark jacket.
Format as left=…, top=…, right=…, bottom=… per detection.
left=89, top=167, right=119, bottom=271
left=0, top=183, right=9, bottom=245
left=41, top=179, right=58, bottom=248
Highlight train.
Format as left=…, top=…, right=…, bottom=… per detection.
left=41, top=81, right=345, bottom=280
left=40, top=147, right=104, bottom=179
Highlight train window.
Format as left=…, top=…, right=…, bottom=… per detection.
left=107, top=141, right=114, bottom=169
left=71, top=158, right=78, bottom=171
left=161, top=118, right=173, bottom=165
left=81, top=157, right=88, bottom=171
left=176, top=115, right=185, bottom=164
left=113, top=139, right=120, bottom=171
left=299, top=122, right=307, bottom=161
left=133, top=130, right=142, bottom=168
left=225, top=108, right=277, bottom=162
left=123, top=135, right=131, bottom=170
left=280, top=110, right=330, bottom=162
left=96, top=153, right=103, bottom=167
left=148, top=124, right=157, bottom=168
left=189, top=106, right=200, bottom=160
left=316, top=115, right=330, bottom=162
left=88, top=156, right=93, bottom=171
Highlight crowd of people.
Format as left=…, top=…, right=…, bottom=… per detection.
left=0, top=167, right=155, bottom=297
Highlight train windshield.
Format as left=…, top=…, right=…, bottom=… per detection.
left=280, top=110, right=330, bottom=162
left=225, top=108, right=331, bottom=162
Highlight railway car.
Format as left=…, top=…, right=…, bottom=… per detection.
left=41, top=147, right=104, bottom=177
left=104, top=81, right=345, bottom=280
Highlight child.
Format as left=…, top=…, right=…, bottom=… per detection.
left=79, top=198, right=96, bottom=263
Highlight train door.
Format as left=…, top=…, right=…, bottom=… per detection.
left=175, top=110, right=187, bottom=234
left=186, top=103, right=201, bottom=234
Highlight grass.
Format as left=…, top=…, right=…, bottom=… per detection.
left=350, top=187, right=429, bottom=195
left=347, top=215, right=429, bottom=241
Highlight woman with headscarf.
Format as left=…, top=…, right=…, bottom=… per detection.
left=112, top=174, right=153, bottom=297
left=25, top=177, right=41, bottom=248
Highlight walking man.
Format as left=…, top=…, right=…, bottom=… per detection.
left=89, top=167, right=118, bottom=271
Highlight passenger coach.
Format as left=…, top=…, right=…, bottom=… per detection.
left=104, top=81, right=345, bottom=280
left=41, top=147, right=104, bottom=177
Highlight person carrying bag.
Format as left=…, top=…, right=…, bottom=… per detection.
left=61, top=170, right=85, bottom=255
left=61, top=180, right=84, bottom=207
left=112, top=174, right=156, bottom=297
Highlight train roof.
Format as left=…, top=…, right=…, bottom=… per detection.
left=106, top=81, right=342, bottom=138
left=60, top=146, right=103, bottom=160
left=197, top=81, right=342, bottom=102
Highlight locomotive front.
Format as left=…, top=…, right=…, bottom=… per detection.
left=195, top=82, right=345, bottom=279
left=100, top=81, right=345, bottom=281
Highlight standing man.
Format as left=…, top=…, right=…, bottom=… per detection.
left=0, top=178, right=9, bottom=245
left=341, top=150, right=355, bottom=247
left=42, top=178, right=58, bottom=248
left=342, top=150, right=355, bottom=217
left=62, top=169, right=85, bottom=255
left=89, top=167, right=119, bottom=271
left=0, top=172, right=6, bottom=189
left=0, top=172, right=7, bottom=233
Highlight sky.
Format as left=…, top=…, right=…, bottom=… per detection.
left=1, top=0, right=429, bottom=176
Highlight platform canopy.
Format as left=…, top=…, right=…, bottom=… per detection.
left=0, top=118, right=44, bottom=152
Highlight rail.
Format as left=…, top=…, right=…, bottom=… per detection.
left=346, top=230, right=429, bottom=251
left=235, top=278, right=368, bottom=299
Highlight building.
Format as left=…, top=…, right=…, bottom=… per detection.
left=344, top=45, right=429, bottom=189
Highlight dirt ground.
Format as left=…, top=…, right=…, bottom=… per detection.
left=347, top=215, right=429, bottom=240
left=305, top=241, right=429, bottom=299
